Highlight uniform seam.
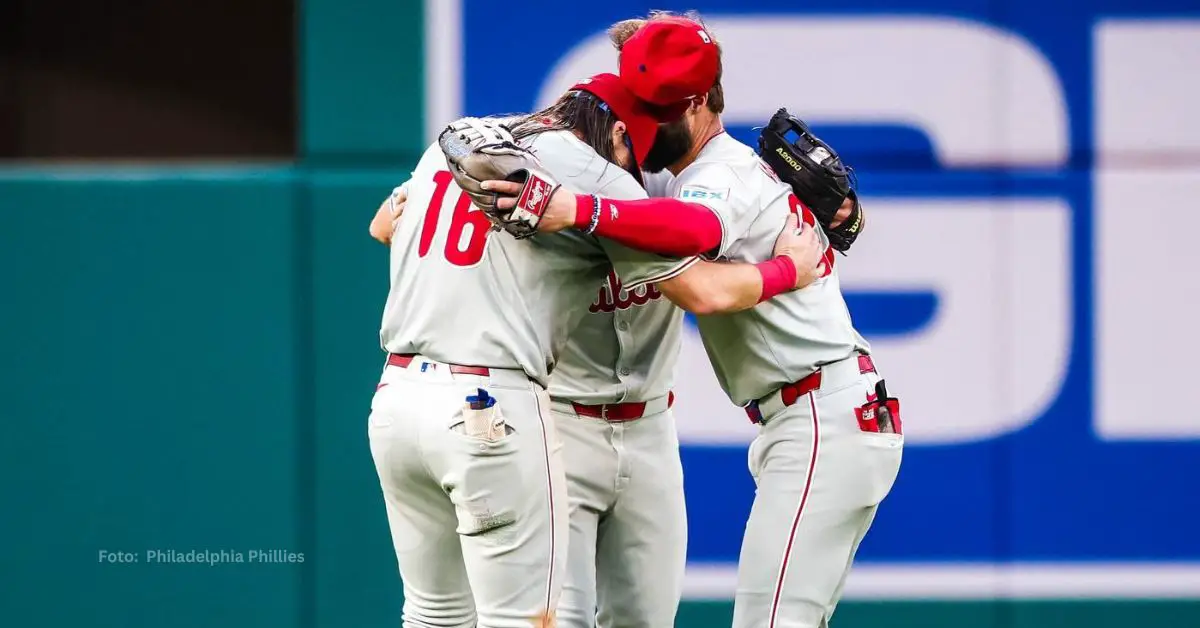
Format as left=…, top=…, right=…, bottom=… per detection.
left=704, top=205, right=731, bottom=260
left=413, top=378, right=446, bottom=484
left=595, top=172, right=648, bottom=200
left=621, top=255, right=699, bottom=291
left=752, top=317, right=793, bottom=401
left=532, top=387, right=557, bottom=614
left=612, top=310, right=632, bottom=403
left=768, top=392, right=821, bottom=628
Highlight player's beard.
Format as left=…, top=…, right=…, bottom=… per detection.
left=641, top=118, right=694, bottom=173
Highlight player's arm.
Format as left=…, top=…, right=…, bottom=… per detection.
left=598, top=163, right=827, bottom=313
left=660, top=263, right=780, bottom=315
left=480, top=180, right=721, bottom=258
left=664, top=214, right=823, bottom=315
left=605, top=214, right=823, bottom=315
left=369, top=183, right=409, bottom=245
left=571, top=194, right=722, bottom=257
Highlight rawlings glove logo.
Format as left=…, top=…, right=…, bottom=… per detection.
left=518, top=175, right=552, bottom=217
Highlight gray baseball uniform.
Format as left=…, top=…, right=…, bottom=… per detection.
left=548, top=167, right=689, bottom=628
left=665, top=133, right=904, bottom=628
left=370, top=129, right=691, bottom=628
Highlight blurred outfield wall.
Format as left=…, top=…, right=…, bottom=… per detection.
left=1, top=1, right=1198, bottom=627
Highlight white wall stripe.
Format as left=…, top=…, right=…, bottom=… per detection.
left=424, top=0, right=463, bottom=144
left=684, top=562, right=1200, bottom=600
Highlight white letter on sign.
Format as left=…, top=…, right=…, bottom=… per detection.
left=1094, top=20, right=1200, bottom=440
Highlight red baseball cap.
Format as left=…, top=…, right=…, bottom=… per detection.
left=571, top=73, right=660, bottom=166
left=618, top=16, right=720, bottom=109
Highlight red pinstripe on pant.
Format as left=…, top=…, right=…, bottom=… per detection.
left=767, top=391, right=821, bottom=628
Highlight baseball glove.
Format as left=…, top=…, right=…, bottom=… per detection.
left=758, top=108, right=864, bottom=253
left=437, top=117, right=561, bottom=239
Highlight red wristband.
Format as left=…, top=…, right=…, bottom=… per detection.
left=573, top=194, right=595, bottom=229
left=756, top=256, right=798, bottom=303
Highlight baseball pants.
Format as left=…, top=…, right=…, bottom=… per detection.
left=551, top=397, right=688, bottom=628
left=368, top=356, right=569, bottom=628
left=733, top=355, right=904, bottom=628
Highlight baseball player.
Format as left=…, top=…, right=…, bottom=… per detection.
left=461, top=12, right=897, bottom=628
left=424, top=20, right=841, bottom=628
left=380, top=131, right=832, bottom=628
left=369, top=53, right=824, bottom=627
left=542, top=19, right=848, bottom=628
left=533, top=21, right=725, bottom=628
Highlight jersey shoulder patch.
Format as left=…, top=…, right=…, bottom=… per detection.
left=674, top=157, right=743, bottom=201
left=678, top=184, right=731, bottom=201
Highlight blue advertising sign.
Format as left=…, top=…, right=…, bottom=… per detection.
left=430, top=0, right=1200, bottom=598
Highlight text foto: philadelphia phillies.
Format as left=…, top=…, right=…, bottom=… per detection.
left=98, top=549, right=305, bottom=565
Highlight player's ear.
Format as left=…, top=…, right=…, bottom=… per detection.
left=611, top=120, right=628, bottom=147
left=610, top=120, right=636, bottom=171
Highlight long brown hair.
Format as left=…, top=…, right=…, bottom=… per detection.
left=505, top=91, right=623, bottom=166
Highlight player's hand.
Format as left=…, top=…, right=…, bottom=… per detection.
left=774, top=214, right=824, bottom=289
left=438, top=118, right=557, bottom=239
left=830, top=196, right=854, bottom=229
left=369, top=185, right=408, bottom=245
left=480, top=179, right=576, bottom=234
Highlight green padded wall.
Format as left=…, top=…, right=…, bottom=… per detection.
left=308, top=169, right=407, bottom=627
left=0, top=168, right=304, bottom=627
left=300, top=0, right=427, bottom=162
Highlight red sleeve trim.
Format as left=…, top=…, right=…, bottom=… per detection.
left=574, top=194, right=722, bottom=258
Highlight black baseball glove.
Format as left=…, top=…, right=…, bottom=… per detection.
left=758, top=108, right=864, bottom=253
left=437, top=117, right=561, bottom=239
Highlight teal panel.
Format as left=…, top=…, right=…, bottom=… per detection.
left=0, top=169, right=303, bottom=628
left=307, top=169, right=409, bottom=627
left=826, top=600, right=1004, bottom=628
left=1009, top=600, right=1200, bottom=628
left=676, top=600, right=1200, bottom=628
left=300, top=0, right=426, bottom=161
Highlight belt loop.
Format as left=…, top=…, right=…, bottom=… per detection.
left=745, top=401, right=764, bottom=424
left=600, top=405, right=608, bottom=421
left=858, top=353, right=876, bottom=375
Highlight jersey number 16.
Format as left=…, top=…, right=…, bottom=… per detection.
left=417, top=170, right=493, bottom=267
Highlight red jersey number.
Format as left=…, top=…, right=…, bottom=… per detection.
left=786, top=193, right=834, bottom=279
left=417, top=170, right=491, bottom=267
